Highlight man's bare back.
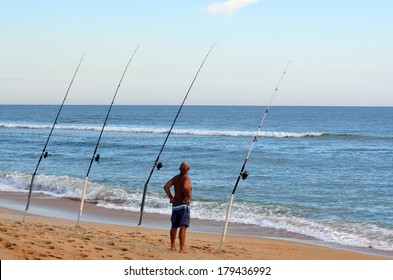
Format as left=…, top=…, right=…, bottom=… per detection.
left=164, top=162, right=192, bottom=205
left=172, top=173, right=191, bottom=204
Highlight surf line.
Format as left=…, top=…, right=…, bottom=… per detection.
left=76, top=45, right=139, bottom=226
left=23, top=52, right=86, bottom=222
left=137, top=42, right=217, bottom=230
left=218, top=60, right=292, bottom=253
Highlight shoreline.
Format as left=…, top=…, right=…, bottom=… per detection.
left=0, top=191, right=392, bottom=260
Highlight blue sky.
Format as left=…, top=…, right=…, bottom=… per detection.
left=1, top=0, right=392, bottom=106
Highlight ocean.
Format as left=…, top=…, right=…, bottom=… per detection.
left=0, top=105, right=392, bottom=252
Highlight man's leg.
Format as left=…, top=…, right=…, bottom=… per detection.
left=179, top=225, right=188, bottom=253
left=170, top=228, right=177, bottom=251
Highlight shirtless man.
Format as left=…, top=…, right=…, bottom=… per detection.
left=163, top=162, right=192, bottom=253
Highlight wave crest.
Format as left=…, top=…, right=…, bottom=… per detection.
left=0, top=123, right=324, bottom=138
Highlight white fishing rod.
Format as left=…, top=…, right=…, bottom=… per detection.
left=218, top=60, right=291, bottom=253
left=76, top=45, right=139, bottom=226
left=137, top=42, right=217, bottom=229
left=23, top=52, right=86, bottom=222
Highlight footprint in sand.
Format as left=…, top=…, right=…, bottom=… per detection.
left=5, top=242, right=16, bottom=249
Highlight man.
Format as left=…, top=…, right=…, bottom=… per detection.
left=163, top=162, right=192, bottom=253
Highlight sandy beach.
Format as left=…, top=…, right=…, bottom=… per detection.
left=0, top=192, right=391, bottom=260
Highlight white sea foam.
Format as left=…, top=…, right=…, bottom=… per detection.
left=0, top=123, right=324, bottom=138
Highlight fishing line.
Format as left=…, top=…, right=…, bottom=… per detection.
left=218, top=60, right=291, bottom=253
left=23, top=52, right=86, bottom=222
left=137, top=42, right=217, bottom=229
left=76, top=45, right=139, bottom=226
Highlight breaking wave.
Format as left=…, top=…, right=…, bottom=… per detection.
left=0, top=122, right=325, bottom=138
left=4, top=122, right=391, bottom=140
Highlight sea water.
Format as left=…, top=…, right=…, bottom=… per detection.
left=0, top=105, right=392, bottom=251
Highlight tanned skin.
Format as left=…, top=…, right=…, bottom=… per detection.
left=163, top=162, right=192, bottom=253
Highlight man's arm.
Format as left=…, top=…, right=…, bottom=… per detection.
left=163, top=178, right=174, bottom=203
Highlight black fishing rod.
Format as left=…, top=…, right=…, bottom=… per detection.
left=23, top=52, right=86, bottom=222
left=218, top=61, right=291, bottom=253
left=137, top=42, right=217, bottom=228
left=76, top=45, right=139, bottom=226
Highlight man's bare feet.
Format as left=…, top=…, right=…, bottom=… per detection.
left=179, top=249, right=189, bottom=254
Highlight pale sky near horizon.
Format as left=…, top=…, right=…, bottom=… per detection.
left=1, top=0, right=392, bottom=106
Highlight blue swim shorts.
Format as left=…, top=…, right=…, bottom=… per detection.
left=171, top=202, right=190, bottom=229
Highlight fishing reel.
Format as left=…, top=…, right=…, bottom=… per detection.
left=241, top=170, right=249, bottom=180
left=94, top=154, right=101, bottom=163
left=42, top=151, right=50, bottom=158
left=156, top=162, right=163, bottom=170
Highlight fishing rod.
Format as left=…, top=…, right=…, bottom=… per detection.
left=218, top=60, right=291, bottom=253
left=23, top=52, right=86, bottom=222
left=76, top=45, right=139, bottom=226
left=137, top=42, right=217, bottom=228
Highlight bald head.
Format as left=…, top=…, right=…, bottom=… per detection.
left=179, top=162, right=189, bottom=174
